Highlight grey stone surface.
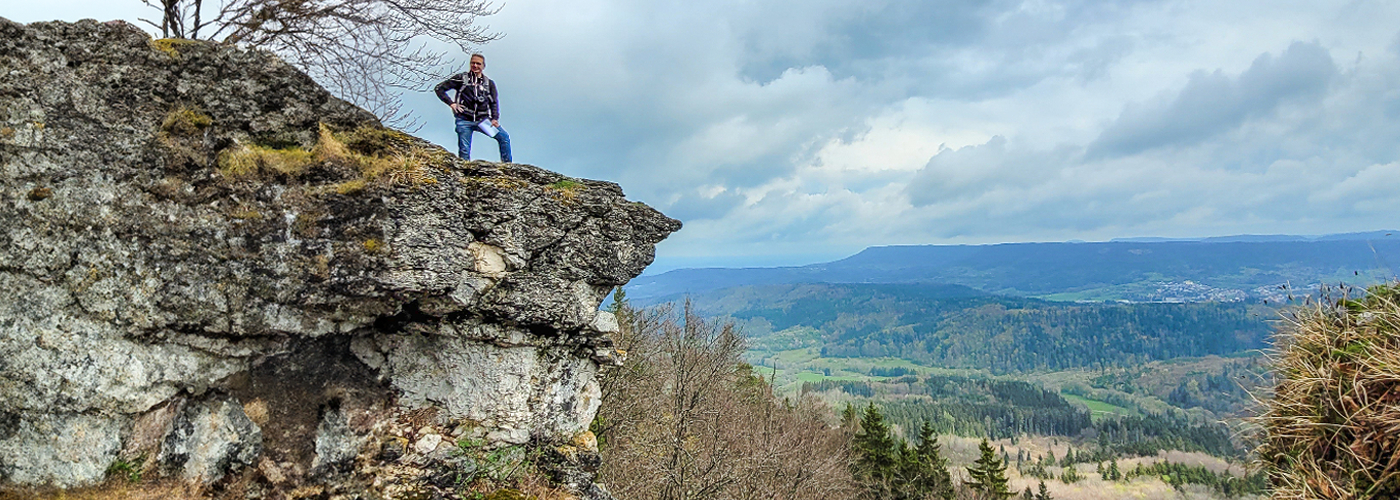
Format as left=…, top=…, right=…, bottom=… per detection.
left=159, top=398, right=263, bottom=484
left=311, top=404, right=363, bottom=472
left=0, top=412, right=125, bottom=488
left=0, top=18, right=678, bottom=491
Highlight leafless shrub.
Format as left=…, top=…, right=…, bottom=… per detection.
left=597, top=297, right=858, bottom=500
left=139, top=0, right=501, bottom=127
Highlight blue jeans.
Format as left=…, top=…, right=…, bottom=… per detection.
left=455, top=116, right=512, bottom=162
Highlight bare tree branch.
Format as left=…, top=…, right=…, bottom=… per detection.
left=596, top=297, right=860, bottom=500
left=140, top=0, right=501, bottom=127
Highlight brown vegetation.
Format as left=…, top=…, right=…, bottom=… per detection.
left=1256, top=283, right=1400, bottom=499
left=217, top=123, right=443, bottom=189
left=596, top=294, right=858, bottom=500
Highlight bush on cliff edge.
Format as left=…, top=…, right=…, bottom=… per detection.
left=1257, top=283, right=1400, bottom=499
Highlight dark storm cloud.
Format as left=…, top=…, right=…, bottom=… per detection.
left=1087, top=41, right=1337, bottom=159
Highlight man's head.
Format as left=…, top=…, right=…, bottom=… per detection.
left=470, top=53, right=486, bottom=74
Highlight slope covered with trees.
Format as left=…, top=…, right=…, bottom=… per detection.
left=689, top=283, right=1272, bottom=373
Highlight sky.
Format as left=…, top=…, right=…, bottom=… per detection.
left=7, top=0, right=1400, bottom=272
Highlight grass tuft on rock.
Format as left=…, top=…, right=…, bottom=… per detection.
left=1256, top=282, right=1400, bottom=499
left=161, top=107, right=212, bottom=136
left=218, top=123, right=444, bottom=189
left=217, top=144, right=315, bottom=179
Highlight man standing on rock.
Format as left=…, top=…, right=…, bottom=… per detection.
left=436, top=53, right=513, bottom=162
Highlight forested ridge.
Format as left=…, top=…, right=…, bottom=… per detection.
left=700, top=283, right=1272, bottom=373
left=626, top=233, right=1400, bottom=302
left=804, top=372, right=1241, bottom=458
left=594, top=290, right=1277, bottom=500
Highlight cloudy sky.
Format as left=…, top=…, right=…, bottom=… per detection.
left=9, top=0, right=1400, bottom=271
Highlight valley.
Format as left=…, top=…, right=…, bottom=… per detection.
left=616, top=233, right=1400, bottom=498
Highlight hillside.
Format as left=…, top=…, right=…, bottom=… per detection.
left=628, top=232, right=1400, bottom=302
left=674, top=283, right=1274, bottom=373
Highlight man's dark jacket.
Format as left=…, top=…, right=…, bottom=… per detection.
left=435, top=72, right=499, bottom=122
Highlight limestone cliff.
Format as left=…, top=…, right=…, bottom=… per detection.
left=0, top=18, right=680, bottom=497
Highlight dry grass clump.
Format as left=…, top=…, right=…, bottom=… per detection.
left=331, top=125, right=448, bottom=186
left=0, top=480, right=203, bottom=500
left=1256, top=283, right=1400, bottom=499
left=359, top=147, right=440, bottom=186
left=159, top=106, right=215, bottom=169
left=220, top=124, right=443, bottom=189
left=217, top=144, right=315, bottom=178
left=161, top=107, right=213, bottom=136
left=544, top=179, right=584, bottom=203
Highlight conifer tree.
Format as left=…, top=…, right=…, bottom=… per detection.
left=841, top=402, right=859, bottom=430
left=1109, top=459, right=1121, bottom=481
left=966, top=438, right=1013, bottom=499
left=911, top=421, right=955, bottom=500
left=1021, top=487, right=1034, bottom=500
left=1059, top=464, right=1082, bottom=484
left=1035, top=480, right=1053, bottom=500
left=853, top=403, right=899, bottom=497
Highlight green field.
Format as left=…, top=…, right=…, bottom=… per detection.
left=1062, top=393, right=1140, bottom=421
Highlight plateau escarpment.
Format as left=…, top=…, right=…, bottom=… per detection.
left=0, top=18, right=679, bottom=497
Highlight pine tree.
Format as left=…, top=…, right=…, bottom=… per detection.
left=1109, top=459, right=1121, bottom=481
left=841, top=402, right=859, bottom=431
left=1059, top=464, right=1082, bottom=484
left=910, top=421, right=955, bottom=500
left=966, top=438, right=1013, bottom=499
left=853, top=404, right=899, bottom=496
left=1097, top=461, right=1107, bottom=480
left=1021, top=487, right=1034, bottom=500
left=1035, top=480, right=1053, bottom=500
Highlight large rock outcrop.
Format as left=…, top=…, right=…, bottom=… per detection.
left=0, top=18, right=679, bottom=496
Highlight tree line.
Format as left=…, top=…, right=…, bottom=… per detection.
left=815, top=301, right=1269, bottom=373
left=597, top=293, right=1262, bottom=499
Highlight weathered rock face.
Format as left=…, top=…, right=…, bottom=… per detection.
left=0, top=18, right=679, bottom=495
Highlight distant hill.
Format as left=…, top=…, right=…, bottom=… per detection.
left=673, top=283, right=1273, bottom=374
left=628, top=231, right=1400, bottom=302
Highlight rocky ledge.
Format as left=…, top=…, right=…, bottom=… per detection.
left=0, top=18, right=679, bottom=497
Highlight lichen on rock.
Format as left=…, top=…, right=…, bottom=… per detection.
left=0, top=17, right=678, bottom=498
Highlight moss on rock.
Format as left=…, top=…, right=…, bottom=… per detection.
left=149, top=38, right=202, bottom=59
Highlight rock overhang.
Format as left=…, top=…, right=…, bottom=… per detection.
left=0, top=17, right=679, bottom=493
